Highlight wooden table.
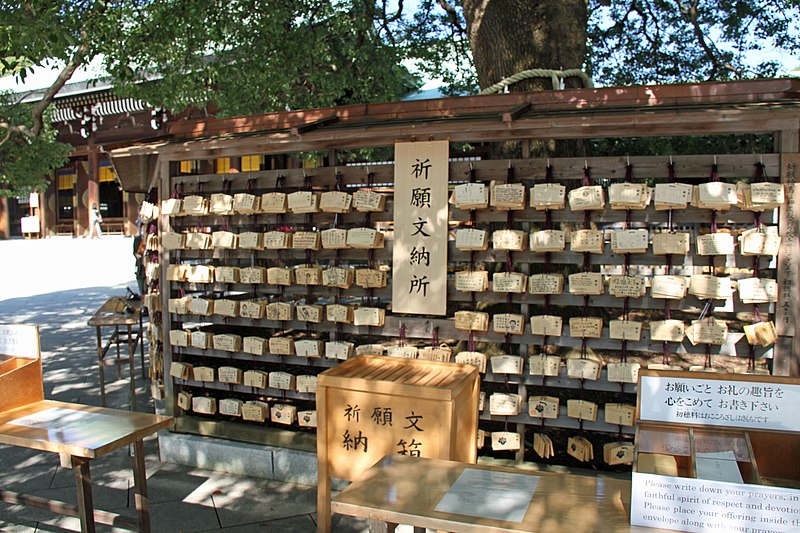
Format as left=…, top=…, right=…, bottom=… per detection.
left=331, top=455, right=668, bottom=533
left=87, top=296, right=145, bottom=409
left=0, top=399, right=173, bottom=532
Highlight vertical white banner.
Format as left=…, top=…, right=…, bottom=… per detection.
left=392, top=141, right=449, bottom=315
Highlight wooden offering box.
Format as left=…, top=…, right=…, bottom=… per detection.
left=317, top=355, right=479, bottom=533
left=0, top=325, right=43, bottom=412
left=631, top=369, right=800, bottom=533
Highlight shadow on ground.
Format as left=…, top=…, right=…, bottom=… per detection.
left=0, top=285, right=375, bottom=532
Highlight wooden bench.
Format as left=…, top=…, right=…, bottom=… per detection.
left=103, top=217, right=125, bottom=235
left=54, top=223, right=74, bottom=236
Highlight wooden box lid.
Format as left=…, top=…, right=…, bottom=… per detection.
left=318, top=355, right=477, bottom=401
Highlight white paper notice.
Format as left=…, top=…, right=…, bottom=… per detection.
left=0, top=324, right=39, bottom=359
left=638, top=375, right=800, bottom=432
left=631, top=472, right=800, bottom=533
left=8, top=407, right=122, bottom=448
left=695, top=450, right=744, bottom=484
left=434, top=467, right=539, bottom=522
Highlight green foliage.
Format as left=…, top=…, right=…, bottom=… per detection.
left=103, top=0, right=417, bottom=116
left=0, top=0, right=799, bottom=194
left=0, top=94, right=71, bottom=197
left=395, top=1, right=477, bottom=95
left=592, top=134, right=775, bottom=158
left=589, top=0, right=800, bottom=84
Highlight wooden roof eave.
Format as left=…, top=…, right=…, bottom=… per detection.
left=154, top=101, right=800, bottom=161
left=165, top=78, right=800, bottom=140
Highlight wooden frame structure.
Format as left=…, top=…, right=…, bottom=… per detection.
left=112, top=79, right=800, bottom=470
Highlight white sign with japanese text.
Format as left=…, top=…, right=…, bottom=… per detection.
left=392, top=141, right=449, bottom=315
left=639, top=375, right=800, bottom=432
left=0, top=324, right=39, bottom=359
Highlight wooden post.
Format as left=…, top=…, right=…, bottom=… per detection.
left=775, top=152, right=800, bottom=376
left=132, top=439, right=151, bottom=533
left=124, top=191, right=142, bottom=236
left=127, top=324, right=137, bottom=410
left=160, top=159, right=178, bottom=419
left=75, top=159, right=89, bottom=236
left=73, top=458, right=96, bottom=533
left=0, top=197, right=9, bottom=240
left=95, top=325, right=106, bottom=407
left=42, top=177, right=57, bottom=237
left=316, top=377, right=331, bottom=533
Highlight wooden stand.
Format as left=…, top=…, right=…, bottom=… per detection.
left=0, top=324, right=173, bottom=533
left=316, top=356, right=479, bottom=533
left=87, top=296, right=146, bottom=409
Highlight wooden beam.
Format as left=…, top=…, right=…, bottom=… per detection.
left=156, top=110, right=800, bottom=160
left=290, top=114, right=339, bottom=135
left=0, top=489, right=139, bottom=530
left=502, top=103, right=532, bottom=122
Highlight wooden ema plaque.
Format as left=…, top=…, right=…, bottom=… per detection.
left=0, top=325, right=43, bottom=413
left=317, top=355, right=479, bottom=533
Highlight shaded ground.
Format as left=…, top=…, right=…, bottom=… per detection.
left=0, top=236, right=377, bottom=532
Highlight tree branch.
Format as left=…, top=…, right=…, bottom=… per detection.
left=437, top=0, right=465, bottom=34
left=0, top=120, right=34, bottom=147
left=29, top=35, right=88, bottom=137
left=376, top=0, right=404, bottom=44
left=679, top=0, right=742, bottom=76
left=600, top=0, right=639, bottom=39
left=383, top=0, right=404, bottom=22
left=0, top=124, right=16, bottom=146
left=679, top=0, right=723, bottom=78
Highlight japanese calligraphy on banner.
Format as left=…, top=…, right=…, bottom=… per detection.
left=777, top=153, right=800, bottom=337
left=639, top=374, right=800, bottom=432
left=392, top=140, right=449, bottom=315
left=324, top=388, right=444, bottom=480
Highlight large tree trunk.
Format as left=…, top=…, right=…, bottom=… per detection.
left=461, top=0, right=588, bottom=92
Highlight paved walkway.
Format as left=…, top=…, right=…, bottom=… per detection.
left=0, top=236, right=376, bottom=532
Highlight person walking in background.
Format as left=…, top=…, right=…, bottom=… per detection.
left=133, top=218, right=147, bottom=296
left=89, top=203, right=103, bottom=238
